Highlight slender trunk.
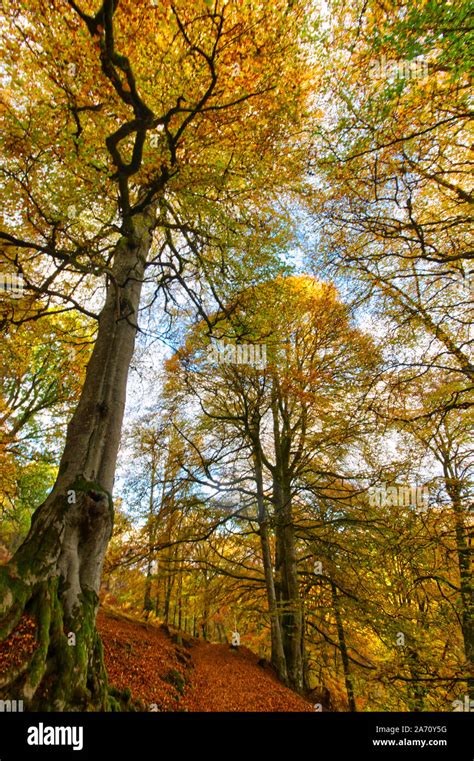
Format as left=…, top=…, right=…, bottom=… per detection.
left=269, top=386, right=304, bottom=693
left=154, top=561, right=161, bottom=618
left=330, top=581, right=356, bottom=711
left=143, top=560, right=153, bottom=620
left=301, top=603, right=310, bottom=692
left=0, top=208, right=156, bottom=710
left=164, top=570, right=173, bottom=625
left=253, top=446, right=288, bottom=684
left=177, top=564, right=182, bottom=631
left=274, top=475, right=304, bottom=692
left=202, top=572, right=210, bottom=640
left=406, top=648, right=426, bottom=711
left=143, top=460, right=157, bottom=619
left=446, top=477, right=473, bottom=699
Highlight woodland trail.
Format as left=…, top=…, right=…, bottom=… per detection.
left=181, top=639, right=312, bottom=712
left=98, top=609, right=312, bottom=713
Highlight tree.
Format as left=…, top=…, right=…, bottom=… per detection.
left=308, top=0, right=473, bottom=395
left=0, top=308, right=91, bottom=551
left=164, top=274, right=379, bottom=692
left=0, top=0, right=312, bottom=709
left=302, top=0, right=472, bottom=704
left=378, top=372, right=473, bottom=699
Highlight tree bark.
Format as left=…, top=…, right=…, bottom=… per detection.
left=274, top=476, right=304, bottom=692
left=143, top=461, right=157, bottom=619
left=0, top=207, right=156, bottom=710
left=253, top=447, right=288, bottom=685
left=330, top=580, right=356, bottom=711
left=202, top=570, right=210, bottom=640
left=445, top=476, right=473, bottom=700
left=270, top=392, right=304, bottom=693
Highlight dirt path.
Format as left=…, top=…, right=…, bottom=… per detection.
left=182, top=640, right=312, bottom=712
left=98, top=609, right=312, bottom=712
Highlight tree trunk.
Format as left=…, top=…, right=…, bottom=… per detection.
left=143, top=460, right=157, bottom=619
left=330, top=580, right=356, bottom=711
left=270, top=387, right=304, bottom=693
left=253, top=447, right=288, bottom=684
left=202, top=571, right=210, bottom=640
left=0, top=207, right=156, bottom=710
left=143, top=560, right=154, bottom=621
left=274, top=476, right=304, bottom=692
left=154, top=561, right=161, bottom=618
left=405, top=648, right=426, bottom=712
left=163, top=570, right=173, bottom=625
left=176, top=561, right=182, bottom=631
left=446, top=477, right=473, bottom=700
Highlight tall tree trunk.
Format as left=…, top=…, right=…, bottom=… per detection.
left=143, top=461, right=157, bottom=619
left=274, top=475, right=304, bottom=692
left=154, top=561, right=161, bottom=618
left=0, top=208, right=156, bottom=710
left=330, top=580, right=356, bottom=711
left=163, top=569, right=174, bottom=625
left=253, top=447, right=288, bottom=685
left=143, top=560, right=154, bottom=621
left=446, top=476, right=473, bottom=700
left=269, top=387, right=304, bottom=693
left=405, top=648, right=426, bottom=712
left=202, top=571, right=210, bottom=640
left=176, top=560, right=183, bottom=631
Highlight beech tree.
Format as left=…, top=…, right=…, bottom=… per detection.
left=163, top=275, right=379, bottom=691
left=0, top=309, right=89, bottom=552
left=0, top=0, right=311, bottom=709
left=306, top=0, right=473, bottom=701
left=309, top=0, right=473, bottom=397
left=375, top=372, right=473, bottom=699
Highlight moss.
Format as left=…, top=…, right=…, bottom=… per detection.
left=0, top=483, right=114, bottom=710
left=48, top=589, right=112, bottom=711
left=0, top=566, right=30, bottom=625
left=108, top=686, right=145, bottom=712
left=108, top=694, right=122, bottom=712
left=46, top=583, right=78, bottom=708
left=13, top=502, right=66, bottom=579
left=163, top=668, right=187, bottom=696
left=23, top=582, right=53, bottom=698
left=0, top=577, right=111, bottom=711
left=70, top=476, right=114, bottom=516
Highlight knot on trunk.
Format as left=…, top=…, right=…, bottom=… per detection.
left=58, top=485, right=114, bottom=619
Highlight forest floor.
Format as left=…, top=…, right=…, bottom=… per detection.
left=98, top=608, right=313, bottom=712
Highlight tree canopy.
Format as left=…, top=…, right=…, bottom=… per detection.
left=0, top=0, right=471, bottom=718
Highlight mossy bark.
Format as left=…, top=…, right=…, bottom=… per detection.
left=0, top=209, right=155, bottom=710
left=0, top=492, right=112, bottom=711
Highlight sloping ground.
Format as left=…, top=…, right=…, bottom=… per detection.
left=180, top=639, right=312, bottom=712
left=98, top=609, right=312, bottom=712
left=97, top=609, right=190, bottom=712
